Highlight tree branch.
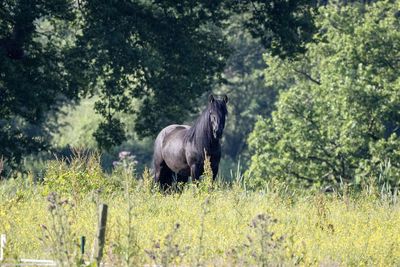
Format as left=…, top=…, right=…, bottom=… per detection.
left=289, top=171, right=315, bottom=183
left=293, top=68, right=321, bottom=85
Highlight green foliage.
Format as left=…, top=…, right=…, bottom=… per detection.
left=51, top=98, right=102, bottom=149
left=94, top=118, right=127, bottom=152
left=43, top=151, right=108, bottom=197
left=230, top=0, right=316, bottom=59
left=75, top=0, right=230, bottom=149
left=199, top=153, right=214, bottom=192
left=215, top=12, right=278, bottom=167
left=248, top=1, right=400, bottom=188
left=0, top=0, right=322, bottom=164
left=49, top=98, right=154, bottom=173
left=0, top=0, right=83, bottom=165
left=1, top=0, right=231, bottom=160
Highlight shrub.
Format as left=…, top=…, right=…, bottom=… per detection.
left=42, top=150, right=108, bottom=198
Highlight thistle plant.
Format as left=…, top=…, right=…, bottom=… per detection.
left=196, top=197, right=210, bottom=266
left=227, top=213, right=284, bottom=266
left=199, top=150, right=213, bottom=192
left=40, top=192, right=80, bottom=267
left=112, top=151, right=140, bottom=266
left=113, top=151, right=138, bottom=179
left=145, top=223, right=188, bottom=267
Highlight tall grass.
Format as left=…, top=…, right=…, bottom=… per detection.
left=1, top=154, right=400, bottom=266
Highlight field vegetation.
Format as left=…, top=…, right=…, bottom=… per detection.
left=1, top=152, right=400, bottom=266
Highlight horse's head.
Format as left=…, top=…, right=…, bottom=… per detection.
left=208, top=94, right=228, bottom=139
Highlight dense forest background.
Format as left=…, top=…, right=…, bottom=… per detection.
left=1, top=0, right=400, bottom=190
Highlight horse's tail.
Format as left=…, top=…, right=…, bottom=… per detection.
left=153, top=128, right=166, bottom=182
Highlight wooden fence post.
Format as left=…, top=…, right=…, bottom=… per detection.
left=0, top=234, right=6, bottom=262
left=92, top=204, right=108, bottom=266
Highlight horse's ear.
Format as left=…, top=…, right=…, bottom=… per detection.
left=223, top=94, right=228, bottom=104
left=209, top=94, right=215, bottom=103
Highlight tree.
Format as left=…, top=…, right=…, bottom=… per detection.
left=0, top=0, right=331, bottom=168
left=75, top=0, right=229, bottom=150
left=215, top=13, right=277, bottom=166
left=248, top=1, right=400, bottom=188
left=0, top=0, right=81, bottom=166
left=0, top=0, right=231, bottom=166
left=230, top=0, right=316, bottom=59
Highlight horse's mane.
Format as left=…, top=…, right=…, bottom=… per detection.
left=184, top=100, right=227, bottom=155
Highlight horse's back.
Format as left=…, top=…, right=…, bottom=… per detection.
left=153, top=125, right=189, bottom=158
left=153, top=124, right=190, bottom=174
left=155, top=124, right=189, bottom=145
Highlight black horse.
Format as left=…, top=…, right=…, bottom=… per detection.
left=153, top=94, right=228, bottom=187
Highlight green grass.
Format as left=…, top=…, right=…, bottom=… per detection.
left=1, top=155, right=400, bottom=266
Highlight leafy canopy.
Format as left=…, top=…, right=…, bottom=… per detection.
left=215, top=12, right=278, bottom=165
left=76, top=0, right=229, bottom=149
left=0, top=0, right=318, bottom=166
left=248, top=1, right=400, bottom=188
left=0, top=0, right=79, bottom=165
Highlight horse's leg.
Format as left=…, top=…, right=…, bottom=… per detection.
left=153, top=133, right=164, bottom=183
left=176, top=173, right=189, bottom=183
left=190, top=163, right=203, bottom=181
left=159, top=162, right=174, bottom=189
left=153, top=151, right=163, bottom=183
left=154, top=161, right=161, bottom=183
left=211, top=153, right=221, bottom=181
left=211, top=164, right=219, bottom=180
left=154, top=150, right=174, bottom=189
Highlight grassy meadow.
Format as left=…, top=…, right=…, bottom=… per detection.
left=0, top=153, right=400, bottom=266
left=4, top=1, right=400, bottom=266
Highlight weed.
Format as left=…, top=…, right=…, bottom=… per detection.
left=40, top=192, right=80, bottom=267
left=145, top=223, right=188, bottom=266
left=112, top=151, right=140, bottom=266
left=227, top=213, right=284, bottom=266
left=196, top=197, right=210, bottom=266
left=197, top=150, right=213, bottom=193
